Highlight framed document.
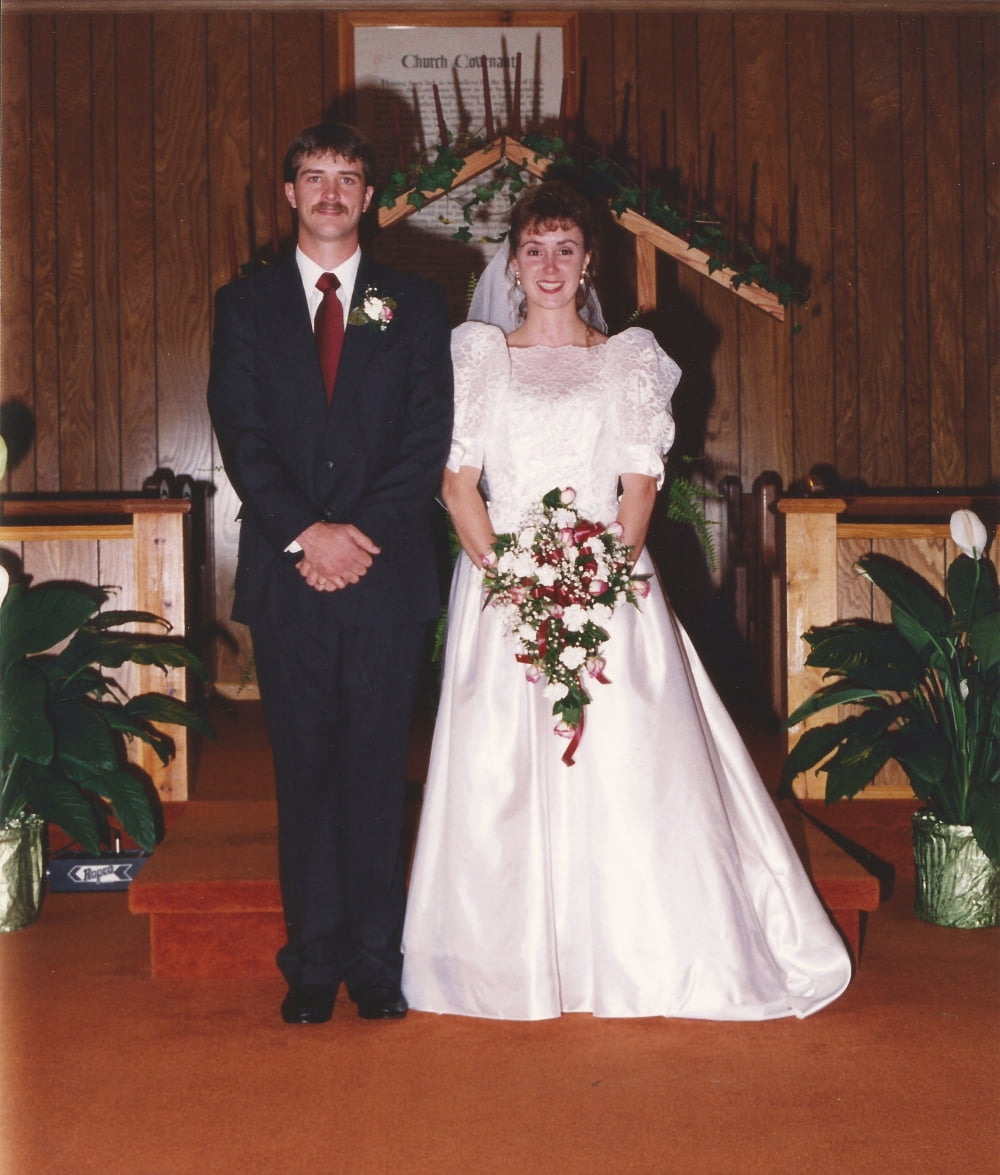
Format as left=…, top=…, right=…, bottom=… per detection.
left=338, top=10, right=579, bottom=320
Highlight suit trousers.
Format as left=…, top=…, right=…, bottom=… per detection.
left=250, top=613, right=428, bottom=990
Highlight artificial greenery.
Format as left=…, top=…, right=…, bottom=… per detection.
left=0, top=579, right=212, bottom=855
left=780, top=512, right=1000, bottom=865
left=378, top=132, right=806, bottom=308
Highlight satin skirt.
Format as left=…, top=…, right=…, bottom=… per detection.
left=401, top=551, right=852, bottom=1020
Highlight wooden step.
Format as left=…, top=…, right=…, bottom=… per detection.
left=129, top=799, right=879, bottom=978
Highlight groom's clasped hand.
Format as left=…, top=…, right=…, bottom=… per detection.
left=296, top=520, right=381, bottom=592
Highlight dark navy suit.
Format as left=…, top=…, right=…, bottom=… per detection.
left=208, top=253, right=453, bottom=990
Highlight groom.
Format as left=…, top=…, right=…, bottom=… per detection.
left=208, top=122, right=453, bottom=1024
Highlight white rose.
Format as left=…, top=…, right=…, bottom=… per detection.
left=536, top=563, right=558, bottom=586
left=562, top=604, right=588, bottom=632
left=512, top=552, right=536, bottom=578
left=590, top=604, right=613, bottom=626
left=543, top=680, right=569, bottom=701
left=552, top=508, right=576, bottom=529
left=364, top=295, right=385, bottom=317
left=560, top=646, right=587, bottom=670
left=518, top=527, right=537, bottom=549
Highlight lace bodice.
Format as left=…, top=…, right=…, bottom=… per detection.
left=449, top=322, right=680, bottom=532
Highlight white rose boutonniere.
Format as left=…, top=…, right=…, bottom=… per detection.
left=348, top=285, right=398, bottom=333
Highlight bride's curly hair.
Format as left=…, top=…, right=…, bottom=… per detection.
left=508, top=181, right=599, bottom=312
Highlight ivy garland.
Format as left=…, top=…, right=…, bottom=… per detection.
left=378, top=132, right=808, bottom=309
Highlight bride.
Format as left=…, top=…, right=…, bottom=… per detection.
left=401, top=180, right=852, bottom=1020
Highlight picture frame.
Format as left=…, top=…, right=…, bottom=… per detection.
left=337, top=10, right=579, bottom=319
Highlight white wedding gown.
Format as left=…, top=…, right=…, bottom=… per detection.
left=401, top=322, right=852, bottom=1020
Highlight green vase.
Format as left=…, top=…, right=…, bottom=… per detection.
left=912, top=810, right=1000, bottom=929
left=0, top=815, right=45, bottom=933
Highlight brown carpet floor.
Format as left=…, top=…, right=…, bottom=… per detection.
left=3, top=698, right=998, bottom=1175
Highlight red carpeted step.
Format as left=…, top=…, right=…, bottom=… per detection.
left=129, top=799, right=880, bottom=978
left=129, top=801, right=283, bottom=977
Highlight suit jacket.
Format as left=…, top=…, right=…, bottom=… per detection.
left=208, top=253, right=454, bottom=630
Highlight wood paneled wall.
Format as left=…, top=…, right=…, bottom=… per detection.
left=2, top=8, right=997, bottom=685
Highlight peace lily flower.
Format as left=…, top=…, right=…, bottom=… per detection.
left=950, top=509, right=988, bottom=560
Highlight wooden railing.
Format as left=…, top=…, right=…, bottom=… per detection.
left=778, top=493, right=1000, bottom=799
left=0, top=496, right=194, bottom=801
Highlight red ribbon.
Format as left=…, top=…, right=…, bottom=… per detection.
left=561, top=707, right=584, bottom=767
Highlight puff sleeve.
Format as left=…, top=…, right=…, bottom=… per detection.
left=447, top=322, right=510, bottom=473
left=613, top=330, right=680, bottom=488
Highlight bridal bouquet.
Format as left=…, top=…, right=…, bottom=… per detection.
left=482, top=487, right=650, bottom=765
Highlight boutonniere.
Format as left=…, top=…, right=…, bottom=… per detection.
left=348, top=286, right=398, bottom=333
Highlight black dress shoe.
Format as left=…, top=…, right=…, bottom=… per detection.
left=352, top=982, right=408, bottom=1020
left=280, top=984, right=336, bottom=1024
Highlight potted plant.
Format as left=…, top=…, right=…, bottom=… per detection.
left=781, top=509, right=1000, bottom=928
left=0, top=564, right=212, bottom=931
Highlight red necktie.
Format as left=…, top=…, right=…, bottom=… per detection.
left=314, top=272, right=344, bottom=404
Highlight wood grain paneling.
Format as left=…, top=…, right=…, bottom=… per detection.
left=1, top=9, right=996, bottom=686
left=117, top=14, right=158, bottom=490
left=56, top=15, right=97, bottom=492
left=924, top=13, right=966, bottom=487
left=1, top=16, right=34, bottom=494
left=786, top=13, right=834, bottom=480
left=29, top=16, right=60, bottom=493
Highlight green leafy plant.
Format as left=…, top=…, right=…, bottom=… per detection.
left=0, top=576, right=213, bottom=855
left=781, top=510, right=1000, bottom=865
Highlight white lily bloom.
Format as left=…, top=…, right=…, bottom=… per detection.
left=950, top=509, right=988, bottom=560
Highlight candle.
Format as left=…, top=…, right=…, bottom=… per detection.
left=512, top=52, right=522, bottom=138
left=227, top=207, right=239, bottom=281
left=769, top=201, right=778, bottom=272
left=481, top=54, right=495, bottom=139
left=433, top=83, right=448, bottom=146
left=640, top=149, right=648, bottom=216
left=393, top=104, right=406, bottom=171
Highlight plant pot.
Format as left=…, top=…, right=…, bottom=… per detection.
left=912, top=810, right=1000, bottom=929
left=0, top=815, right=45, bottom=932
